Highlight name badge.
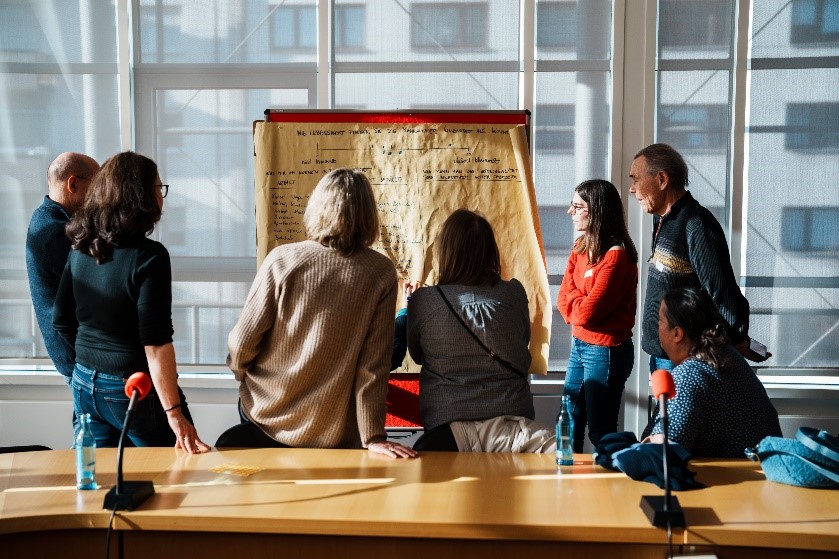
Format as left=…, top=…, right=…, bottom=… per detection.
left=584, top=268, right=593, bottom=278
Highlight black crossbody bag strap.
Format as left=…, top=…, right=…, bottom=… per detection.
left=436, top=286, right=527, bottom=378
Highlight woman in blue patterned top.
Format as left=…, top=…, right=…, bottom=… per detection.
left=642, top=287, right=781, bottom=458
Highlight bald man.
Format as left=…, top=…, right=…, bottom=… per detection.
left=26, top=152, right=100, bottom=383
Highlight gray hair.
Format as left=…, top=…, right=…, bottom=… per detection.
left=634, top=143, right=689, bottom=191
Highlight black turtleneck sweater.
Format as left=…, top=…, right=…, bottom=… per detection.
left=53, top=237, right=174, bottom=375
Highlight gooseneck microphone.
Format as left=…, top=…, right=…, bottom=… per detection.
left=640, top=369, right=685, bottom=529
left=103, top=372, right=156, bottom=511
left=652, top=369, right=676, bottom=512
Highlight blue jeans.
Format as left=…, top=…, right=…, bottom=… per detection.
left=649, top=355, right=674, bottom=374
left=564, top=337, right=634, bottom=453
left=71, top=362, right=193, bottom=448
left=62, top=374, right=81, bottom=445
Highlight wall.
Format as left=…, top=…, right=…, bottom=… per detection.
left=2, top=371, right=837, bottom=451
left=0, top=371, right=240, bottom=449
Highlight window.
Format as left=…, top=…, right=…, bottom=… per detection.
left=411, top=3, right=488, bottom=49
left=2, top=0, right=834, bottom=377
left=656, top=0, right=732, bottom=226
left=6, top=108, right=48, bottom=158
left=0, top=5, right=40, bottom=52
left=139, top=6, right=183, bottom=61
left=161, top=206, right=187, bottom=247
left=777, top=314, right=839, bottom=366
left=536, top=2, right=576, bottom=49
left=791, top=0, right=839, bottom=44
left=271, top=5, right=316, bottom=50
left=747, top=2, right=839, bottom=369
left=335, top=5, right=366, bottom=50
left=786, top=103, right=839, bottom=150
left=535, top=104, right=575, bottom=151
left=781, top=207, right=839, bottom=251
left=539, top=206, right=574, bottom=253
left=0, top=1, right=121, bottom=363
left=659, top=104, right=728, bottom=150
left=658, top=0, right=732, bottom=48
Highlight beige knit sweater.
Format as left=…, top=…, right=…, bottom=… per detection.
left=227, top=240, right=397, bottom=448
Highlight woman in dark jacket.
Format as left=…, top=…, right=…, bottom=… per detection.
left=407, top=209, right=542, bottom=452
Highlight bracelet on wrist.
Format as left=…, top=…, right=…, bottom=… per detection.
left=164, top=403, right=181, bottom=413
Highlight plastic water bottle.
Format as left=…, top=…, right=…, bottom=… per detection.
left=75, top=413, right=97, bottom=490
left=556, top=395, right=574, bottom=466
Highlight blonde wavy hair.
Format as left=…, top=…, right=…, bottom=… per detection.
left=304, top=168, right=379, bottom=256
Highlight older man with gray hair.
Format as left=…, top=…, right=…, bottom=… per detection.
left=629, top=143, right=768, bottom=373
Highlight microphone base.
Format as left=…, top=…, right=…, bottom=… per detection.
left=639, top=495, right=685, bottom=528
left=103, top=481, right=155, bottom=511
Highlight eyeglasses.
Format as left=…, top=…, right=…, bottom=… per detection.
left=569, top=202, right=588, bottom=214
left=157, top=184, right=169, bottom=198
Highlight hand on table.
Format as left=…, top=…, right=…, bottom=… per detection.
left=367, top=441, right=418, bottom=459
left=168, top=410, right=211, bottom=454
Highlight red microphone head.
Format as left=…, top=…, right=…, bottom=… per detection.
left=651, top=369, right=676, bottom=400
left=124, top=372, right=153, bottom=400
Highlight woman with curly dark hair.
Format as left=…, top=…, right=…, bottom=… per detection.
left=54, top=151, right=208, bottom=453
left=642, top=287, right=781, bottom=457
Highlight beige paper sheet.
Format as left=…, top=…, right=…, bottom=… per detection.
left=254, top=121, right=550, bottom=374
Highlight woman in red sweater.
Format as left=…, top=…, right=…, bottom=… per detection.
left=557, top=179, right=638, bottom=452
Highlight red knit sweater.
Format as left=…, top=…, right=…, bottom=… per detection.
left=556, top=248, right=638, bottom=346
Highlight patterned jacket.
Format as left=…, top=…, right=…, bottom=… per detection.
left=642, top=192, right=749, bottom=358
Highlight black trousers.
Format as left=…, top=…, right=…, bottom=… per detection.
left=412, top=424, right=458, bottom=451
left=214, top=401, right=291, bottom=449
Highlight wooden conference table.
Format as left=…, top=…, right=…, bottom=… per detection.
left=1, top=447, right=837, bottom=559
